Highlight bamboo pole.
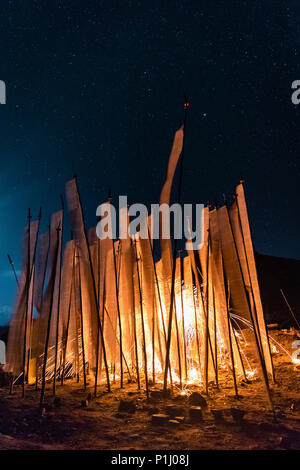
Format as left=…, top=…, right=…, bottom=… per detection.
left=226, top=204, right=274, bottom=411
left=74, top=177, right=110, bottom=392
left=131, top=247, right=140, bottom=390
left=173, top=301, right=182, bottom=387
left=22, top=208, right=31, bottom=397
left=28, top=208, right=42, bottom=377
left=230, top=314, right=247, bottom=381
left=94, top=287, right=105, bottom=396
left=147, top=226, right=167, bottom=343
left=36, top=224, right=51, bottom=390
left=194, top=263, right=218, bottom=383
left=61, top=246, right=75, bottom=386
left=163, top=99, right=189, bottom=391
left=179, top=253, right=188, bottom=382
left=134, top=239, right=149, bottom=398
left=112, top=239, right=124, bottom=388
left=40, top=225, right=61, bottom=408
left=225, top=282, right=239, bottom=397
left=235, top=192, right=275, bottom=381
left=103, top=305, right=132, bottom=379
left=147, top=224, right=173, bottom=385
left=191, top=271, right=202, bottom=380
left=212, top=284, right=218, bottom=388
left=203, top=229, right=210, bottom=395
left=53, top=198, right=64, bottom=395
left=152, top=294, right=155, bottom=383
left=73, top=246, right=80, bottom=383
left=77, top=252, right=87, bottom=390
left=94, top=238, right=101, bottom=397
left=154, top=295, right=164, bottom=373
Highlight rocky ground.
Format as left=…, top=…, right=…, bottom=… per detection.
left=0, top=329, right=299, bottom=450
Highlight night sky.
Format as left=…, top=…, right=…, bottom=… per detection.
left=0, top=1, right=299, bottom=325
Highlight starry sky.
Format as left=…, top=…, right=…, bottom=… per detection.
left=0, top=0, right=299, bottom=325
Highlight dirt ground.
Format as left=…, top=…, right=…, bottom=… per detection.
left=0, top=329, right=299, bottom=450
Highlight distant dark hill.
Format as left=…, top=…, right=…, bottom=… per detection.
left=255, top=253, right=300, bottom=327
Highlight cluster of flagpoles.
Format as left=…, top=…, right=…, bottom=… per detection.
left=5, top=102, right=276, bottom=412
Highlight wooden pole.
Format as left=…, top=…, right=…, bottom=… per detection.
left=163, top=99, right=189, bottom=391
left=22, top=208, right=31, bottom=397
left=27, top=208, right=42, bottom=380
left=194, top=263, right=217, bottom=383
left=40, top=225, right=60, bottom=408
left=203, top=228, right=211, bottom=394
left=112, top=239, right=124, bottom=388
left=191, top=271, right=202, bottom=380
left=73, top=248, right=80, bottom=383
left=147, top=226, right=167, bottom=343
left=235, top=192, right=275, bottom=381
left=147, top=224, right=173, bottom=385
left=94, top=238, right=102, bottom=397
left=131, top=249, right=140, bottom=390
left=36, top=224, right=51, bottom=390
left=74, top=176, right=110, bottom=392
left=173, top=301, right=182, bottom=387
left=53, top=198, right=64, bottom=395
left=152, top=294, right=155, bottom=383
left=134, top=239, right=149, bottom=398
left=8, top=253, right=19, bottom=394
left=61, top=246, right=75, bottom=386
left=227, top=204, right=273, bottom=410
left=225, top=281, right=239, bottom=397
left=103, top=305, right=132, bottom=379
left=211, top=286, right=218, bottom=388
left=179, top=253, right=188, bottom=382
left=77, top=252, right=87, bottom=390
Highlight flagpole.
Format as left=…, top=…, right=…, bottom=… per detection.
left=40, top=224, right=61, bottom=408
left=112, top=236, right=124, bottom=388
left=225, top=280, right=239, bottom=397
left=146, top=224, right=172, bottom=384
left=163, top=98, right=190, bottom=391
left=27, top=208, right=42, bottom=387
left=152, top=294, right=155, bottom=384
left=134, top=238, right=149, bottom=398
left=191, top=269, right=202, bottom=380
left=204, top=228, right=210, bottom=394
left=53, top=197, right=64, bottom=395
left=61, top=245, right=75, bottom=386
left=235, top=187, right=275, bottom=382
left=94, top=238, right=101, bottom=397
left=77, top=252, right=87, bottom=390
left=22, top=208, right=31, bottom=397
left=73, top=176, right=111, bottom=392
left=35, top=224, right=51, bottom=391
left=226, top=204, right=273, bottom=411
left=130, top=244, right=140, bottom=390
left=179, top=251, right=188, bottom=382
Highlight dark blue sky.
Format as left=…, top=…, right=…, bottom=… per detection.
left=0, top=0, right=299, bottom=324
